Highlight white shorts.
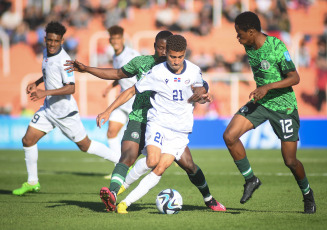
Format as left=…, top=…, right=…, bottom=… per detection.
left=144, top=122, right=189, bottom=161
left=109, top=108, right=129, bottom=125
left=29, top=106, right=87, bottom=143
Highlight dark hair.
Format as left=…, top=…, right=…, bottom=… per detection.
left=108, top=25, right=124, bottom=36
left=235, top=11, right=261, bottom=32
left=166, top=35, right=187, bottom=52
left=45, top=21, right=66, bottom=37
left=155, top=30, right=173, bottom=43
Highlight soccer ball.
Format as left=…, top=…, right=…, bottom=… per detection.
left=156, top=189, right=183, bottom=214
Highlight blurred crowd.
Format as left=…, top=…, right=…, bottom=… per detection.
left=0, top=0, right=326, bottom=116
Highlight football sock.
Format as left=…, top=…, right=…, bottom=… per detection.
left=123, top=172, right=161, bottom=206
left=297, top=177, right=310, bottom=195
left=109, top=163, right=129, bottom=194
left=87, top=140, right=120, bottom=164
left=124, top=157, right=151, bottom=189
left=187, top=165, right=211, bottom=199
left=24, top=144, right=38, bottom=184
left=107, top=136, right=121, bottom=157
left=235, top=156, right=254, bottom=181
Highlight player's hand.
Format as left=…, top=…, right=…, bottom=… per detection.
left=188, top=86, right=207, bottom=103
left=30, top=89, right=46, bottom=101
left=249, top=85, right=269, bottom=103
left=198, top=93, right=213, bottom=104
left=96, top=111, right=110, bottom=128
left=26, top=82, right=36, bottom=94
left=64, top=60, right=87, bottom=73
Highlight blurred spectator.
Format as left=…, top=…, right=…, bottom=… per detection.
left=301, top=37, right=327, bottom=112
left=298, top=35, right=311, bottom=68
left=0, top=0, right=11, bottom=17
left=23, top=5, right=45, bottom=30
left=69, top=6, right=90, bottom=28
left=191, top=51, right=214, bottom=72
left=204, top=95, right=221, bottom=119
left=0, top=3, right=22, bottom=38
left=99, top=0, right=124, bottom=28
left=11, top=22, right=29, bottom=44
left=63, top=35, right=79, bottom=59
left=223, top=0, right=242, bottom=23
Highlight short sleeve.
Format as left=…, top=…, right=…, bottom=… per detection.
left=135, top=69, right=157, bottom=93
left=276, top=40, right=296, bottom=74
left=60, top=59, right=75, bottom=84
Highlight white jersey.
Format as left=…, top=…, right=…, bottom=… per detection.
left=135, top=60, right=204, bottom=133
left=41, top=48, right=79, bottom=118
left=113, top=46, right=139, bottom=113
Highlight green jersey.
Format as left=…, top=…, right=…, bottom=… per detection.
left=121, top=55, right=161, bottom=123
left=244, top=36, right=297, bottom=114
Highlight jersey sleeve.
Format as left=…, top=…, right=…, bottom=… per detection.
left=121, top=56, right=142, bottom=78
left=60, top=57, right=75, bottom=84
left=135, top=69, right=157, bottom=93
left=276, top=40, right=296, bottom=75
left=192, top=67, right=204, bottom=87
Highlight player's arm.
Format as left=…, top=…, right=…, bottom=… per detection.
left=26, top=76, right=44, bottom=94
left=64, top=60, right=128, bottom=80
left=188, top=78, right=210, bottom=103
left=102, top=80, right=119, bottom=98
left=97, top=85, right=136, bottom=128
left=30, top=83, right=75, bottom=102
left=249, top=70, right=300, bottom=103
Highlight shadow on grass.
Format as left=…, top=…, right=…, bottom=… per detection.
left=0, top=189, right=13, bottom=194
left=226, top=207, right=302, bottom=214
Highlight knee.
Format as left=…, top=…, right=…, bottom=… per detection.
left=119, top=149, right=138, bottom=166
left=284, top=158, right=298, bottom=170
left=180, top=161, right=196, bottom=174
left=107, top=129, right=118, bottom=139
left=146, top=156, right=159, bottom=169
left=79, top=144, right=89, bottom=152
left=22, top=136, right=34, bottom=147
left=223, top=130, right=236, bottom=147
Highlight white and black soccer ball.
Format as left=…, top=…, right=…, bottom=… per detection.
left=156, top=189, right=183, bottom=214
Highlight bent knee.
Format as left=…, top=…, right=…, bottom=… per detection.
left=223, top=131, right=236, bottom=146
left=22, top=136, right=35, bottom=147
left=146, top=158, right=159, bottom=169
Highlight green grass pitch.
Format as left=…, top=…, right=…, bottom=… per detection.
left=1, top=149, right=326, bottom=230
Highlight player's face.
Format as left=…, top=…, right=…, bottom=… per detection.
left=166, top=49, right=185, bottom=74
left=154, top=39, right=167, bottom=57
left=45, top=33, right=64, bottom=55
left=109, top=34, right=124, bottom=53
left=235, top=25, right=254, bottom=46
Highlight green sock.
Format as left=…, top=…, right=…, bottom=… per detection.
left=297, top=177, right=310, bottom=195
left=187, top=165, right=211, bottom=199
left=235, top=156, right=254, bottom=181
left=109, top=163, right=129, bottom=194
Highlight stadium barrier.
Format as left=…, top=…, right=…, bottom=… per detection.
left=1, top=116, right=326, bottom=150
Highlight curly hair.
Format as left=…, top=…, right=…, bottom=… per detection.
left=166, top=35, right=187, bottom=52
left=45, top=21, right=66, bottom=37
left=235, top=11, right=261, bottom=32
left=108, top=25, right=124, bottom=36
left=155, top=30, right=173, bottom=43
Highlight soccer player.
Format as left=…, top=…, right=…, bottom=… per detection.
left=102, top=25, right=139, bottom=156
left=12, top=21, right=119, bottom=196
left=97, top=34, right=226, bottom=214
left=223, top=11, right=316, bottom=214
left=65, top=31, right=224, bottom=212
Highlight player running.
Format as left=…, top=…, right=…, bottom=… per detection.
left=223, top=11, right=316, bottom=214
left=65, top=31, right=224, bottom=212
left=97, top=34, right=226, bottom=213
left=12, top=21, right=119, bottom=196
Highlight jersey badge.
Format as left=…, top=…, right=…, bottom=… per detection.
left=283, top=51, right=292, bottom=61
left=131, top=132, right=139, bottom=139
left=185, top=79, right=190, bottom=85
left=260, top=60, right=270, bottom=70
left=174, top=77, right=181, bottom=82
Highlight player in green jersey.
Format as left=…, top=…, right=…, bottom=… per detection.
left=65, top=31, right=224, bottom=212
left=223, top=11, right=316, bottom=214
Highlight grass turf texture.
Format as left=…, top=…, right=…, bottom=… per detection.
left=1, top=149, right=326, bottom=230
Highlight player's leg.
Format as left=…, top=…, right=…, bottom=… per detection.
left=176, top=147, right=226, bottom=211
left=223, top=102, right=265, bottom=203
left=100, top=120, right=145, bottom=211
left=13, top=110, right=50, bottom=195
left=281, top=141, right=316, bottom=213
left=117, top=153, right=174, bottom=214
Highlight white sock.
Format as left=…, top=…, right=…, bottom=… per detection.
left=124, top=172, right=161, bottom=206
left=87, top=140, right=120, bottom=164
left=107, top=136, right=121, bottom=155
left=124, top=157, right=151, bottom=189
left=24, top=144, right=38, bottom=184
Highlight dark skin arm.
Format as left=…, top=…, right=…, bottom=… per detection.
left=30, top=84, right=75, bottom=102
left=64, top=60, right=128, bottom=80
left=250, top=70, right=300, bottom=103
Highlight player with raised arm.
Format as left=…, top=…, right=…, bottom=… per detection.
left=12, top=21, right=119, bottom=196
left=65, top=31, right=224, bottom=212
left=223, top=11, right=316, bottom=213
left=97, top=35, right=226, bottom=214
left=102, top=26, right=139, bottom=158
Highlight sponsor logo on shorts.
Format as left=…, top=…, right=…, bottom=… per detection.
left=131, top=132, right=139, bottom=139
left=260, top=60, right=270, bottom=70
left=240, top=106, right=248, bottom=113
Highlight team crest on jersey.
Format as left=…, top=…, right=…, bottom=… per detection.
left=174, top=77, right=181, bottom=82
left=260, top=60, right=270, bottom=70
left=131, top=132, right=139, bottom=139
left=185, top=79, right=190, bottom=84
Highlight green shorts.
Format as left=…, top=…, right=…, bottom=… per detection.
left=236, top=101, right=300, bottom=142
left=122, top=120, right=146, bottom=152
